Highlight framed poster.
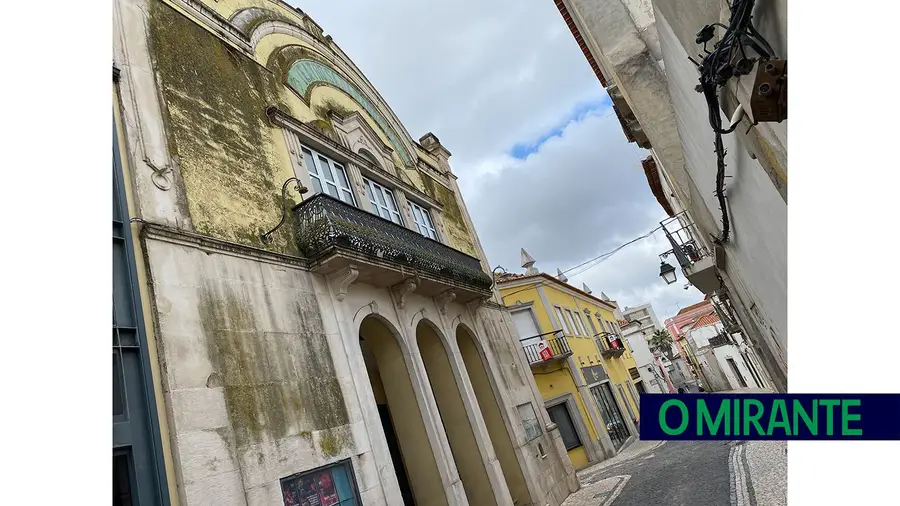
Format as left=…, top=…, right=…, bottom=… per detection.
left=281, top=459, right=360, bottom=506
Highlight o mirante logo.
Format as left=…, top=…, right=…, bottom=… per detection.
left=640, top=394, right=900, bottom=441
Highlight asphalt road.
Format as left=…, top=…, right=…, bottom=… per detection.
left=579, top=440, right=736, bottom=506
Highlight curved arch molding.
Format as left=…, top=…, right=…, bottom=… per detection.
left=287, top=59, right=413, bottom=166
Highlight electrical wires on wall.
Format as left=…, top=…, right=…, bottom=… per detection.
left=692, top=0, right=777, bottom=245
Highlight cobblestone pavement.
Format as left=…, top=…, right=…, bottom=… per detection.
left=562, top=439, right=786, bottom=506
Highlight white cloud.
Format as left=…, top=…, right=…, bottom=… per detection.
left=294, top=0, right=706, bottom=321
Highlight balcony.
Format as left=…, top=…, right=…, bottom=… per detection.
left=599, top=332, right=627, bottom=359
left=293, top=193, right=493, bottom=302
left=708, top=333, right=734, bottom=348
left=660, top=212, right=725, bottom=295
left=522, top=333, right=572, bottom=366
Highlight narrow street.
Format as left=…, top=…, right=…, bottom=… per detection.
left=563, top=438, right=787, bottom=506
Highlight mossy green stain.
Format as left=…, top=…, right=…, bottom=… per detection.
left=148, top=0, right=297, bottom=254
left=418, top=175, right=476, bottom=256
left=198, top=282, right=349, bottom=450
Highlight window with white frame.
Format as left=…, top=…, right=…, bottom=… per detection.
left=363, top=177, right=403, bottom=225
left=573, top=311, right=588, bottom=337
left=409, top=201, right=438, bottom=240
left=564, top=309, right=579, bottom=337
left=555, top=307, right=572, bottom=335
left=302, top=146, right=355, bottom=205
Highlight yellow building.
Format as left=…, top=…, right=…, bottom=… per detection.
left=496, top=252, right=641, bottom=469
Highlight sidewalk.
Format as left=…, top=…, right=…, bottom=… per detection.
left=741, top=440, right=787, bottom=506
left=577, top=438, right=666, bottom=479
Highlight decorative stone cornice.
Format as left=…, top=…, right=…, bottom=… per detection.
left=166, top=0, right=253, bottom=54
left=328, top=265, right=358, bottom=302
left=391, top=277, right=418, bottom=309
left=138, top=221, right=308, bottom=269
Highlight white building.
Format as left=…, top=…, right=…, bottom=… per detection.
left=683, top=312, right=768, bottom=392
left=552, top=0, right=787, bottom=392
left=620, top=303, right=668, bottom=393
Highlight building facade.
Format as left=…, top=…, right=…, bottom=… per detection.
left=552, top=0, right=787, bottom=392
left=668, top=300, right=770, bottom=392
left=619, top=304, right=668, bottom=394
left=113, top=1, right=579, bottom=505
left=496, top=254, right=641, bottom=470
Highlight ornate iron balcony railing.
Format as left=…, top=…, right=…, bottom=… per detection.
left=708, top=333, right=733, bottom=348
left=293, top=193, right=493, bottom=293
left=522, top=335, right=572, bottom=365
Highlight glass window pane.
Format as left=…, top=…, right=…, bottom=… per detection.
left=309, top=175, right=323, bottom=195
left=390, top=211, right=403, bottom=225
left=384, top=190, right=398, bottom=212
left=113, top=453, right=134, bottom=506
left=341, top=189, right=355, bottom=205
left=555, top=307, right=570, bottom=335
left=303, top=149, right=319, bottom=175
left=374, top=187, right=387, bottom=207
left=326, top=181, right=340, bottom=198
left=319, top=156, right=336, bottom=183
left=334, top=164, right=350, bottom=189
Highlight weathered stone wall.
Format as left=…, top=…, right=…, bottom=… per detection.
left=144, top=233, right=379, bottom=505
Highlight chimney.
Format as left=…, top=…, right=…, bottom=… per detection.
left=582, top=283, right=592, bottom=294
left=419, top=132, right=452, bottom=173
left=556, top=269, right=568, bottom=283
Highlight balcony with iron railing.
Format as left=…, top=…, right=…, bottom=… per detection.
left=659, top=212, right=723, bottom=294
left=293, top=193, right=493, bottom=302
left=598, top=332, right=627, bottom=359
left=708, top=332, right=734, bottom=348
left=521, top=331, right=573, bottom=366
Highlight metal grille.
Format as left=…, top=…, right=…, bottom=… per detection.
left=293, top=193, right=493, bottom=293
left=708, top=332, right=733, bottom=348
left=522, top=336, right=572, bottom=364
left=591, top=384, right=630, bottom=451
left=660, top=212, right=710, bottom=269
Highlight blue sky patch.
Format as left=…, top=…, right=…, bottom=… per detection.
left=509, top=94, right=612, bottom=160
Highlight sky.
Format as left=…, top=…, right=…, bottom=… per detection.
left=295, top=0, right=703, bottom=321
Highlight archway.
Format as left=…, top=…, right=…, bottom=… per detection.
left=359, top=316, right=447, bottom=506
left=457, top=325, right=531, bottom=505
left=416, top=320, right=498, bottom=505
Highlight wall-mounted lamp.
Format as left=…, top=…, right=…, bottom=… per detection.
left=658, top=250, right=678, bottom=285
left=490, top=265, right=508, bottom=290
left=260, top=177, right=308, bottom=244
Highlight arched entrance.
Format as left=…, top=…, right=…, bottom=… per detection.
left=359, top=315, right=447, bottom=506
left=457, top=325, right=531, bottom=505
left=417, top=320, right=497, bottom=506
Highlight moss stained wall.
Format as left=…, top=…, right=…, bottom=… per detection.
left=417, top=172, right=477, bottom=257
left=149, top=0, right=300, bottom=253
left=150, top=0, right=482, bottom=261
left=198, top=281, right=351, bottom=453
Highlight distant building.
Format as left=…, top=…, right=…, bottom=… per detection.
left=620, top=304, right=669, bottom=393
left=497, top=251, right=642, bottom=470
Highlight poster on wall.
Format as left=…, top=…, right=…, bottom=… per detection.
left=281, top=466, right=348, bottom=506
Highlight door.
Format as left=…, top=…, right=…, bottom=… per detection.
left=591, top=383, right=630, bottom=451
left=726, top=358, right=748, bottom=388
left=546, top=403, right=582, bottom=451
left=378, top=405, right=415, bottom=506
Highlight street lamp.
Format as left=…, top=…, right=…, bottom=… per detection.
left=659, top=260, right=677, bottom=285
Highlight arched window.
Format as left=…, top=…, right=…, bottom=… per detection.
left=358, top=149, right=380, bottom=169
